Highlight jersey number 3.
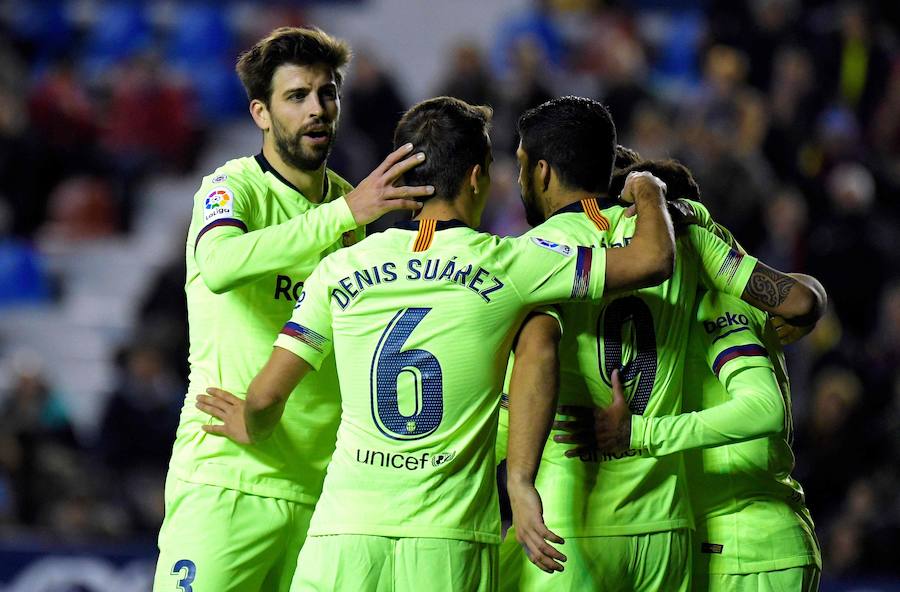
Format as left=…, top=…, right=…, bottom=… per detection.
left=598, top=296, right=658, bottom=415
left=371, top=307, right=444, bottom=440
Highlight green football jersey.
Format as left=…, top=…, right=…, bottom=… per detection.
left=515, top=197, right=757, bottom=537
left=675, top=291, right=820, bottom=574
left=275, top=219, right=607, bottom=543
left=170, top=152, right=361, bottom=504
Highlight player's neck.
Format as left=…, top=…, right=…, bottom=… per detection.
left=261, top=144, right=327, bottom=203
left=543, top=188, right=598, bottom=219
left=414, top=199, right=476, bottom=228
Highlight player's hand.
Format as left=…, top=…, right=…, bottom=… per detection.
left=619, top=171, right=667, bottom=204
left=196, top=388, right=252, bottom=445
left=622, top=199, right=696, bottom=230
left=341, top=230, right=360, bottom=247
left=552, top=406, right=596, bottom=457
left=345, top=143, right=434, bottom=225
left=591, top=370, right=632, bottom=454
left=667, top=199, right=699, bottom=231
left=769, top=314, right=815, bottom=346
left=556, top=370, right=631, bottom=456
left=507, top=480, right=566, bottom=573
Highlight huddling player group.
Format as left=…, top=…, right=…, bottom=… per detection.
left=152, top=26, right=826, bottom=592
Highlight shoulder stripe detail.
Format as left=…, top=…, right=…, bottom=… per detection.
left=571, top=246, right=592, bottom=298
left=413, top=219, right=436, bottom=252
left=281, top=321, right=328, bottom=353
left=716, top=249, right=746, bottom=286
left=711, top=326, right=751, bottom=344
left=581, top=198, right=610, bottom=232
left=195, top=218, right=248, bottom=249
left=712, top=344, right=768, bottom=376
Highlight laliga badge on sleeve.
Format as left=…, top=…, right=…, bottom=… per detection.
left=531, top=237, right=573, bottom=257
left=203, top=186, right=235, bottom=223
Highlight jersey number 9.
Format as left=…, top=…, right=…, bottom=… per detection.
left=598, top=296, right=658, bottom=415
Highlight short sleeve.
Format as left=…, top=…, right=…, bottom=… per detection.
left=697, top=291, right=773, bottom=384
left=505, top=236, right=607, bottom=307
left=274, top=264, right=334, bottom=370
left=687, top=226, right=757, bottom=298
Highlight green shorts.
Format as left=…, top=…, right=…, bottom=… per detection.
left=153, top=477, right=314, bottom=592
left=499, top=527, right=690, bottom=592
left=693, top=565, right=821, bottom=592
left=291, top=534, right=498, bottom=592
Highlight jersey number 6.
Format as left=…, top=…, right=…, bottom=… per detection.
left=371, top=307, right=444, bottom=440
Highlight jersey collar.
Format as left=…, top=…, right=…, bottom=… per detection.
left=254, top=152, right=330, bottom=199
left=548, top=195, right=621, bottom=218
left=392, top=218, right=471, bottom=231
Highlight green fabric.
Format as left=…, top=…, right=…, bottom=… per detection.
left=154, top=477, right=314, bottom=592
left=278, top=222, right=607, bottom=543
left=170, top=154, right=358, bottom=504
left=694, top=565, right=821, bottom=592
left=293, top=535, right=498, bottom=591
left=505, top=201, right=756, bottom=537
left=682, top=291, right=821, bottom=574
left=498, top=526, right=691, bottom=592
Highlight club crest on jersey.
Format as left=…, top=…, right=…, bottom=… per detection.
left=204, top=186, right=234, bottom=222
left=531, top=237, right=573, bottom=256
left=431, top=452, right=456, bottom=467
left=212, top=174, right=227, bottom=183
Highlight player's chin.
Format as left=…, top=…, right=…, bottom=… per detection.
left=303, top=139, right=333, bottom=159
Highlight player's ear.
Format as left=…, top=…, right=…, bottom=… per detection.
left=538, top=159, right=551, bottom=192
left=469, top=164, right=482, bottom=196
left=249, top=99, right=271, bottom=132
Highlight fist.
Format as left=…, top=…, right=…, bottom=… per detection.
left=620, top=171, right=667, bottom=204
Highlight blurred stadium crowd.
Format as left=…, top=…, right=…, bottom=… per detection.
left=0, top=0, right=898, bottom=585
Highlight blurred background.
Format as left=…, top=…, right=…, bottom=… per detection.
left=0, top=0, right=897, bottom=590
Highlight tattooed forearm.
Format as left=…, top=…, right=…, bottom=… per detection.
left=744, top=264, right=794, bottom=308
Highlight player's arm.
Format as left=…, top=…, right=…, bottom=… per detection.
left=555, top=365, right=785, bottom=457
left=688, top=225, right=826, bottom=327
left=197, top=268, right=334, bottom=442
left=512, top=171, right=674, bottom=308
left=195, top=144, right=432, bottom=294
left=197, top=348, right=313, bottom=444
left=626, top=365, right=784, bottom=457
left=741, top=265, right=826, bottom=328
left=557, top=294, right=788, bottom=457
left=604, top=171, right=675, bottom=292
left=244, top=348, right=313, bottom=442
left=505, top=313, right=567, bottom=573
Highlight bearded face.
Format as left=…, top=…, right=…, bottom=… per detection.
left=265, top=63, right=341, bottom=172
left=271, top=109, right=337, bottom=171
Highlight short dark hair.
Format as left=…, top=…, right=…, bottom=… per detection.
left=236, top=27, right=352, bottom=104
left=393, top=97, right=493, bottom=201
left=517, top=96, right=617, bottom=194
left=608, top=159, right=701, bottom=202
left=615, top=145, right=642, bottom=171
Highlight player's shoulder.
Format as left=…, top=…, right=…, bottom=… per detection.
left=682, top=199, right=712, bottom=223
left=525, top=213, right=593, bottom=242
left=194, top=155, right=263, bottom=200
left=199, top=155, right=261, bottom=187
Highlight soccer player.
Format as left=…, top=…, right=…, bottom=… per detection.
left=153, top=27, right=434, bottom=592
left=569, top=280, right=823, bottom=591
left=198, top=95, right=676, bottom=591
left=498, top=99, right=825, bottom=591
